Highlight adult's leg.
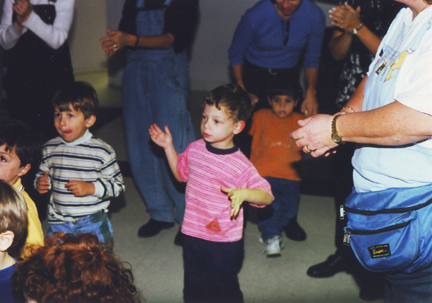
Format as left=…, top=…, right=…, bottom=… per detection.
left=385, top=265, right=432, bottom=303
left=123, top=53, right=194, bottom=234
left=307, top=142, right=355, bottom=277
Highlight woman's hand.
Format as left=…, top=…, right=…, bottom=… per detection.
left=101, top=29, right=131, bottom=56
left=290, top=114, right=339, bottom=157
left=329, top=3, right=362, bottom=33
left=13, top=0, right=33, bottom=29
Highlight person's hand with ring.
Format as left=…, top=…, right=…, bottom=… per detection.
left=329, top=3, right=361, bottom=33
left=290, top=114, right=340, bottom=157
left=101, top=29, right=129, bottom=56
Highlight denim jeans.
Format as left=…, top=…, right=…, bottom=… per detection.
left=47, top=211, right=113, bottom=244
left=385, top=264, right=432, bottom=303
left=121, top=5, right=195, bottom=225
left=122, top=48, right=195, bottom=225
left=183, top=234, right=244, bottom=303
left=258, top=177, right=300, bottom=241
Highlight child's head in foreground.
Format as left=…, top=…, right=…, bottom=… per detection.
left=0, top=180, right=28, bottom=257
left=13, top=232, right=140, bottom=303
left=52, top=81, right=99, bottom=143
left=267, top=81, right=302, bottom=119
left=0, top=119, right=42, bottom=185
left=201, top=84, right=253, bottom=149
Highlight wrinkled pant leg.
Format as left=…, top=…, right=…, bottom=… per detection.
left=122, top=54, right=194, bottom=225
left=385, top=264, right=432, bottom=303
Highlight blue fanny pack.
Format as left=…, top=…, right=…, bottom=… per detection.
left=343, top=184, right=432, bottom=273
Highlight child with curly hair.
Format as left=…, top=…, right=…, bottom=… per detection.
left=12, top=233, right=140, bottom=303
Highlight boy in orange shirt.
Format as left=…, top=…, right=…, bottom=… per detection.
left=249, top=81, right=305, bottom=257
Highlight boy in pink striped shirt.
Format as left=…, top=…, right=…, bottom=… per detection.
left=149, top=84, right=273, bottom=303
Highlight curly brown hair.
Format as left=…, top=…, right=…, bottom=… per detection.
left=12, top=233, right=141, bottom=303
left=203, top=84, right=253, bottom=122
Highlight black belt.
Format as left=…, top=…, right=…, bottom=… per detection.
left=244, top=60, right=299, bottom=77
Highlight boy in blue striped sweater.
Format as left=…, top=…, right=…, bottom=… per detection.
left=35, top=82, right=125, bottom=244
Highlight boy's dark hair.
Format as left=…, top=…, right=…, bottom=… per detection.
left=203, top=84, right=253, bottom=122
left=267, top=80, right=303, bottom=101
left=53, top=81, right=99, bottom=119
left=0, top=180, right=28, bottom=249
left=0, top=120, right=42, bottom=167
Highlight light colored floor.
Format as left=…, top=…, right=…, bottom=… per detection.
left=31, top=79, right=383, bottom=302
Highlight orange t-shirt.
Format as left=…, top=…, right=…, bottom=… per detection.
left=249, top=109, right=304, bottom=181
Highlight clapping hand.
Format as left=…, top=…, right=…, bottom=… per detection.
left=13, top=0, right=32, bottom=25
left=329, top=3, right=361, bottom=33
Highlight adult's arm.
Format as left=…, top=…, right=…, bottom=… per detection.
left=301, top=67, right=319, bottom=117
left=228, top=11, right=254, bottom=89
left=329, top=4, right=381, bottom=61
left=290, top=76, right=432, bottom=156
left=101, top=0, right=198, bottom=56
left=301, top=7, right=325, bottom=117
left=232, top=65, right=246, bottom=91
left=0, top=0, right=75, bottom=50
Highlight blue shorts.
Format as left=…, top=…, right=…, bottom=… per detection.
left=47, top=210, right=113, bottom=244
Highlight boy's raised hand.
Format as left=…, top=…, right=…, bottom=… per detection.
left=36, top=171, right=50, bottom=194
left=149, top=124, right=173, bottom=149
left=65, top=180, right=95, bottom=197
left=221, top=187, right=249, bottom=220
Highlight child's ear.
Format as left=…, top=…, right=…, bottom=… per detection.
left=85, top=115, right=97, bottom=128
left=294, top=98, right=300, bottom=106
left=0, top=231, right=14, bottom=252
left=268, top=96, right=272, bottom=106
left=18, top=164, right=31, bottom=177
left=233, top=121, right=246, bottom=135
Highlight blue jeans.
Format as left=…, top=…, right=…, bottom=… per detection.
left=385, top=264, right=432, bottom=303
left=47, top=211, right=113, bottom=244
left=258, top=177, right=300, bottom=241
left=122, top=48, right=195, bottom=225
left=183, top=235, right=244, bottom=303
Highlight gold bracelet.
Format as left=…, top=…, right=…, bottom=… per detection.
left=342, top=106, right=356, bottom=113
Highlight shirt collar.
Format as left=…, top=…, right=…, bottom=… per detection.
left=61, top=129, right=92, bottom=146
left=205, top=142, right=239, bottom=155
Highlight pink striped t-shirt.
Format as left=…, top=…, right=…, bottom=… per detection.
left=177, top=139, right=273, bottom=242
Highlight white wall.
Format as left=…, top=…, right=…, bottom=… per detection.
left=68, top=0, right=108, bottom=73
left=101, top=0, right=334, bottom=91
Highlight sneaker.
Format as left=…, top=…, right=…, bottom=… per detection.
left=261, top=236, right=283, bottom=258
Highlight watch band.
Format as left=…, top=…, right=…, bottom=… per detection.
left=331, top=114, right=344, bottom=144
left=352, top=23, right=364, bottom=35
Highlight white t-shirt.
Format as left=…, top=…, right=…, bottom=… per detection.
left=352, top=6, right=432, bottom=193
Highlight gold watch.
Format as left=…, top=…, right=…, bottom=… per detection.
left=331, top=115, right=344, bottom=144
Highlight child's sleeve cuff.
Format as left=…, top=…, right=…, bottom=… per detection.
left=93, top=182, right=104, bottom=197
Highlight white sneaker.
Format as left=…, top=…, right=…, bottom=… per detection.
left=261, top=236, right=283, bottom=258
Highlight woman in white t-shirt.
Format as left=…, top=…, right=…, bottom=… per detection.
left=291, top=0, right=432, bottom=301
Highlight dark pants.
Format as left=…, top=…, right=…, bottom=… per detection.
left=183, top=234, right=244, bottom=303
left=385, top=264, right=432, bottom=303
left=243, top=60, right=300, bottom=111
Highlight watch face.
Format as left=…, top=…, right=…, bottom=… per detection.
left=332, top=133, right=342, bottom=143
